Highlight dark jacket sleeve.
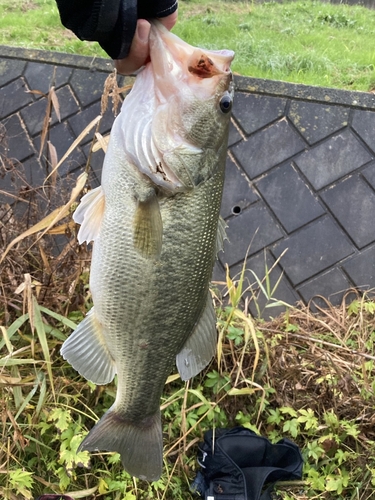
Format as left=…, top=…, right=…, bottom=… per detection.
left=55, top=0, right=177, bottom=60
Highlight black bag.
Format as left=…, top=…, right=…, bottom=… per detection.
left=191, top=427, right=303, bottom=500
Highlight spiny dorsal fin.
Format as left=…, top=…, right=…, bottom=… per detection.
left=73, top=186, right=105, bottom=245
left=176, top=292, right=217, bottom=381
left=133, top=194, right=163, bottom=259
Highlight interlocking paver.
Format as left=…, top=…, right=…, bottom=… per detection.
left=228, top=120, right=242, bottom=147
left=229, top=250, right=299, bottom=319
left=321, top=174, right=375, bottom=249
left=33, top=121, right=86, bottom=177
left=256, top=162, right=324, bottom=233
left=297, top=267, right=353, bottom=308
left=222, top=202, right=283, bottom=267
left=69, top=101, right=116, bottom=145
left=2, top=113, right=35, bottom=163
left=24, top=62, right=72, bottom=95
left=3, top=46, right=375, bottom=315
left=362, top=161, right=375, bottom=189
left=0, top=77, right=33, bottom=119
left=0, top=58, right=25, bottom=86
left=232, top=118, right=306, bottom=179
left=352, top=109, right=375, bottom=153
left=232, top=92, right=286, bottom=135
left=343, top=244, right=375, bottom=293
left=288, top=101, right=348, bottom=145
left=82, top=143, right=105, bottom=187
left=70, top=69, right=109, bottom=107
left=295, top=129, right=373, bottom=190
left=272, top=216, right=354, bottom=286
left=220, top=155, right=258, bottom=219
left=21, top=85, right=79, bottom=137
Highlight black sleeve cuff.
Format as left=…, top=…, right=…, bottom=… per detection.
left=55, top=0, right=178, bottom=60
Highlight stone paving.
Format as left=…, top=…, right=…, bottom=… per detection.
left=1, top=46, right=375, bottom=318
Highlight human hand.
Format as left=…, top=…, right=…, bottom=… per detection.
left=114, top=11, right=178, bottom=75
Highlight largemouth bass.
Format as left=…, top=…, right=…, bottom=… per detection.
left=61, top=22, right=234, bottom=481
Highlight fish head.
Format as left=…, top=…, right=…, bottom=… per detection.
left=148, top=22, right=235, bottom=189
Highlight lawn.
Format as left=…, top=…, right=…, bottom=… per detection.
left=1, top=0, right=375, bottom=90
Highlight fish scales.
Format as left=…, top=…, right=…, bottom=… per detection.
left=93, top=166, right=224, bottom=416
left=61, top=22, right=234, bottom=481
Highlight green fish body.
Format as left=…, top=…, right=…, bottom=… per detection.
left=61, top=22, right=234, bottom=481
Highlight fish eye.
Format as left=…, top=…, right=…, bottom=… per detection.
left=219, top=94, right=232, bottom=114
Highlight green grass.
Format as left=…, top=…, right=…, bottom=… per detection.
left=1, top=0, right=375, bottom=90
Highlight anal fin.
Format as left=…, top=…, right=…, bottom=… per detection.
left=61, top=308, right=116, bottom=385
left=133, top=193, right=163, bottom=258
left=176, top=292, right=217, bottom=381
left=73, top=186, right=105, bottom=245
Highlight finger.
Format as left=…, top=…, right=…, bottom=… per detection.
left=114, top=19, right=151, bottom=75
left=157, top=10, right=178, bottom=31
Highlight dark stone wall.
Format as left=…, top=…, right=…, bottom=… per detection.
left=1, top=46, right=375, bottom=317
left=216, top=76, right=375, bottom=317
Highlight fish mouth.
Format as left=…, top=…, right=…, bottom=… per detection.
left=149, top=21, right=234, bottom=100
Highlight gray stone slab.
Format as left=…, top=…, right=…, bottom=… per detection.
left=82, top=143, right=104, bottom=187
left=1, top=114, right=35, bottom=163
left=24, top=62, right=72, bottom=95
left=34, top=121, right=86, bottom=177
left=211, top=262, right=227, bottom=295
left=0, top=58, right=25, bottom=86
left=0, top=78, right=33, bottom=119
left=272, top=215, right=354, bottom=286
left=343, top=244, right=375, bottom=293
left=321, top=175, right=375, bottom=249
left=256, top=162, right=325, bottom=233
left=352, top=109, right=375, bottom=153
left=70, top=69, right=109, bottom=107
left=21, top=85, right=80, bottom=137
left=0, top=162, right=24, bottom=205
left=295, top=129, right=373, bottom=190
left=297, top=267, right=353, bottom=309
left=288, top=101, right=348, bottom=145
left=232, top=92, right=287, bottom=135
left=221, top=202, right=283, bottom=267
left=22, top=156, right=48, bottom=188
left=362, top=161, right=375, bottom=189
left=69, top=101, right=115, bottom=145
left=228, top=119, right=242, bottom=147
left=221, top=155, right=258, bottom=219
left=232, top=118, right=306, bottom=179
left=230, top=251, right=299, bottom=320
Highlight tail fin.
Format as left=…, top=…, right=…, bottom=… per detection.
left=79, top=408, right=163, bottom=481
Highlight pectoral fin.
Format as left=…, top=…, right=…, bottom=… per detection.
left=133, top=193, right=163, bottom=259
left=73, top=186, right=105, bottom=245
left=176, top=292, right=217, bottom=381
left=61, top=308, right=116, bottom=385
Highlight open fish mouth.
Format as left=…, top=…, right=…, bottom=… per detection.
left=149, top=21, right=234, bottom=101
